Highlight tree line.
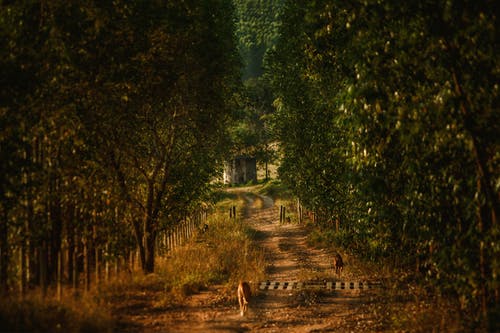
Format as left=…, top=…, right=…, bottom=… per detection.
left=231, top=0, right=283, bottom=179
left=0, top=0, right=239, bottom=294
left=268, top=0, right=498, bottom=326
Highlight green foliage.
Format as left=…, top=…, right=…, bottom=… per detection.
left=258, top=179, right=292, bottom=201
left=0, top=0, right=241, bottom=293
left=228, top=75, right=278, bottom=181
left=269, top=0, right=499, bottom=325
left=233, top=0, right=284, bottom=79
left=228, top=1, right=282, bottom=181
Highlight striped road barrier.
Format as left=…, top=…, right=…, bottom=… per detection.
left=259, top=280, right=382, bottom=291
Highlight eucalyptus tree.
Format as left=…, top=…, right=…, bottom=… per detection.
left=230, top=0, right=283, bottom=177
left=268, top=1, right=350, bottom=223
left=0, top=0, right=240, bottom=291
left=270, top=0, right=499, bottom=324
left=72, top=0, right=240, bottom=273
left=233, top=0, right=283, bottom=80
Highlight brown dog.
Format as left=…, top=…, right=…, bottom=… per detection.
left=333, top=253, right=343, bottom=277
left=237, top=281, right=251, bottom=316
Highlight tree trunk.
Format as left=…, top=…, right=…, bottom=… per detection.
left=67, top=212, right=75, bottom=290
left=72, top=233, right=78, bottom=291
left=130, top=218, right=146, bottom=272
left=144, top=219, right=156, bottom=273
left=105, top=243, right=110, bottom=283
left=50, top=193, right=62, bottom=286
left=0, top=209, right=9, bottom=294
left=452, top=71, right=498, bottom=318
left=40, top=241, right=48, bottom=296
left=83, top=237, right=90, bottom=292
left=20, top=243, right=26, bottom=296
left=57, top=251, right=62, bottom=301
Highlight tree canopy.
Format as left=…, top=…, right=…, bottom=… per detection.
left=269, top=0, right=499, bottom=326
left=230, top=0, right=283, bottom=178
left=0, top=0, right=240, bottom=292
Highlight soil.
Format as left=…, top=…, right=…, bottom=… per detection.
left=111, top=187, right=390, bottom=332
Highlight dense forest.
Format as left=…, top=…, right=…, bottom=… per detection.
left=0, top=0, right=239, bottom=292
left=229, top=0, right=283, bottom=177
left=269, top=0, right=499, bottom=326
left=0, top=0, right=498, bottom=330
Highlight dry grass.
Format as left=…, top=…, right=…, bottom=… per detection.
left=0, top=192, right=267, bottom=332
left=0, top=291, right=114, bottom=333
left=304, top=222, right=472, bottom=332
left=97, top=210, right=267, bottom=312
left=153, top=213, right=266, bottom=305
left=371, top=281, right=466, bottom=332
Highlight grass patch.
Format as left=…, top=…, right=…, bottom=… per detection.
left=258, top=179, right=292, bottom=201
left=3, top=185, right=268, bottom=331
left=374, top=282, right=466, bottom=332
left=96, top=211, right=267, bottom=315
left=209, top=188, right=238, bottom=205
left=0, top=292, right=114, bottom=333
left=153, top=212, right=266, bottom=306
left=212, top=192, right=245, bottom=217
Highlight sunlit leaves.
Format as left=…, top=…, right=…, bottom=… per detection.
left=270, top=0, right=499, bottom=322
left=1, top=0, right=240, bottom=276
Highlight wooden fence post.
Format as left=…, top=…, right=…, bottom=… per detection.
left=229, top=206, right=237, bottom=220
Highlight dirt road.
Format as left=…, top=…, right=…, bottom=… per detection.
left=114, top=188, right=386, bottom=332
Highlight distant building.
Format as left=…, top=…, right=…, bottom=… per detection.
left=224, top=156, right=257, bottom=184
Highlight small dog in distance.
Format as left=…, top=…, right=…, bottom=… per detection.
left=237, top=281, right=251, bottom=316
left=333, top=253, right=343, bottom=277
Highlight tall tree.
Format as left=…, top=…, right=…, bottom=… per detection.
left=233, top=0, right=283, bottom=80
left=0, top=0, right=240, bottom=293
left=231, top=0, right=283, bottom=177
left=270, top=0, right=499, bottom=325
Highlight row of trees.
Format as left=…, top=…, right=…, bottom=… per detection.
left=230, top=0, right=283, bottom=179
left=269, top=0, right=498, bottom=325
left=0, top=0, right=239, bottom=294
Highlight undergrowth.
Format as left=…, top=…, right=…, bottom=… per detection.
left=0, top=292, right=114, bottom=333
left=304, top=222, right=476, bottom=332
left=154, top=213, right=266, bottom=305
left=258, top=179, right=292, bottom=201
left=98, top=204, right=267, bottom=310
left=0, top=187, right=267, bottom=332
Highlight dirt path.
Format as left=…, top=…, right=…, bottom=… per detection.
left=113, top=188, right=385, bottom=332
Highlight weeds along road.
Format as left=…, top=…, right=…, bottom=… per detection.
left=114, top=186, right=385, bottom=332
